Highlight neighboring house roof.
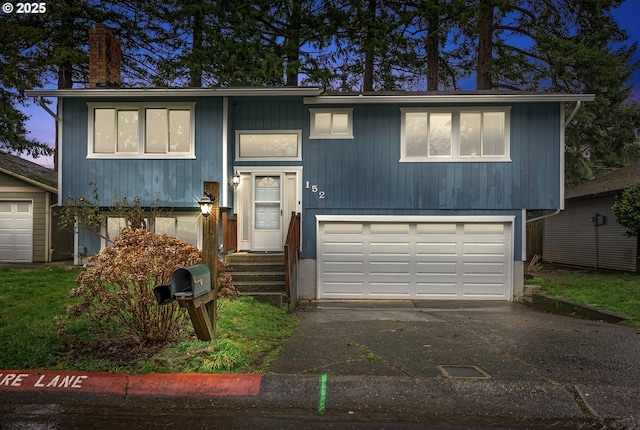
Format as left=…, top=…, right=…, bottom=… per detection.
left=0, top=151, right=57, bottom=193
left=566, top=161, right=640, bottom=200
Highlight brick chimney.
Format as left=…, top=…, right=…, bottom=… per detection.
left=88, top=23, right=121, bottom=88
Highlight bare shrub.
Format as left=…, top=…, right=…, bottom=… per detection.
left=64, top=228, right=202, bottom=347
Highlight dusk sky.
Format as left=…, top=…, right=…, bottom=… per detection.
left=17, top=1, right=640, bottom=170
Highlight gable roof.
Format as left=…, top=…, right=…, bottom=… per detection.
left=0, top=151, right=57, bottom=193
left=566, top=161, right=640, bottom=200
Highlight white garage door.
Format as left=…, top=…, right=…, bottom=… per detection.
left=317, top=217, right=513, bottom=300
left=0, top=202, right=33, bottom=262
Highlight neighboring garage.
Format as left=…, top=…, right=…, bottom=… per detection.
left=317, top=216, right=514, bottom=300
left=0, top=151, right=73, bottom=263
left=0, top=201, right=33, bottom=262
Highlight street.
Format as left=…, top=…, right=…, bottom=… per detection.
left=0, top=402, right=604, bottom=430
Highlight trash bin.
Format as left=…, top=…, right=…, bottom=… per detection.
left=153, top=264, right=211, bottom=305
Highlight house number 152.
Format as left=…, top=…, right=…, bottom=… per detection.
left=305, top=181, right=326, bottom=199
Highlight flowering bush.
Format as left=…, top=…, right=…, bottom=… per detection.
left=63, top=228, right=222, bottom=348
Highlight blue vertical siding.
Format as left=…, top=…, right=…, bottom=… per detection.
left=62, top=93, right=561, bottom=263
left=62, top=97, right=223, bottom=208
left=302, top=102, right=560, bottom=212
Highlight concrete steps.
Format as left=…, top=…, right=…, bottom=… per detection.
left=225, top=253, right=288, bottom=310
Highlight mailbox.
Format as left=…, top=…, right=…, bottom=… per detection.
left=153, top=264, right=212, bottom=305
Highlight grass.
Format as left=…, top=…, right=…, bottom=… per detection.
left=528, top=266, right=640, bottom=326
left=0, top=266, right=298, bottom=373
left=0, top=265, right=83, bottom=369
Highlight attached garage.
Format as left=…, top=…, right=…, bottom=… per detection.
left=0, top=201, right=33, bottom=262
left=317, top=216, right=514, bottom=301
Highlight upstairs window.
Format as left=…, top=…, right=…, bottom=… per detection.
left=309, top=108, right=353, bottom=139
left=235, top=130, right=302, bottom=161
left=88, top=103, right=195, bottom=158
left=400, top=107, right=510, bottom=162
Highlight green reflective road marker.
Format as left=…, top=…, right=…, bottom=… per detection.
left=318, top=374, right=328, bottom=414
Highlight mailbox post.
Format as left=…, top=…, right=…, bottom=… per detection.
left=152, top=182, right=220, bottom=341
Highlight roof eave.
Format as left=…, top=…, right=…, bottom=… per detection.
left=303, top=94, right=596, bottom=104
left=25, top=87, right=325, bottom=98
left=0, top=167, right=57, bottom=193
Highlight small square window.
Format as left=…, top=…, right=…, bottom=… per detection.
left=310, top=108, right=354, bottom=139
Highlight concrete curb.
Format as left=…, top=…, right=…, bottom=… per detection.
left=528, top=293, right=633, bottom=324
left=0, top=370, right=589, bottom=422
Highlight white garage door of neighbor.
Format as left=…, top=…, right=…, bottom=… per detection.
left=0, top=201, right=33, bottom=262
left=317, top=218, right=513, bottom=300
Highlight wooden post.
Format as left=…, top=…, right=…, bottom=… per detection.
left=202, top=181, right=219, bottom=338
left=177, top=181, right=219, bottom=341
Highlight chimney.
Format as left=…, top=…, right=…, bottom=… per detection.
left=88, top=23, right=121, bottom=88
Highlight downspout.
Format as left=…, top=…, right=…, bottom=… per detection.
left=525, top=101, right=584, bottom=259
left=564, top=100, right=581, bottom=128
left=37, top=97, right=60, bottom=122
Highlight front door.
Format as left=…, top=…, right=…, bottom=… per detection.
left=253, top=175, right=282, bottom=251
left=235, top=169, right=300, bottom=252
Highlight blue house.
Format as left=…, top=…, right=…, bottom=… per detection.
left=26, top=27, right=593, bottom=303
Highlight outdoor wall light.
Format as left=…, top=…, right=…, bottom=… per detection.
left=230, top=171, right=241, bottom=189
left=198, top=191, right=216, bottom=217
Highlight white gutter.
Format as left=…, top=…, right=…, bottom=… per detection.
left=26, top=87, right=324, bottom=98
left=304, top=93, right=595, bottom=104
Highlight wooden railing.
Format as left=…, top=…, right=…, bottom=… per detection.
left=284, top=212, right=301, bottom=296
left=222, top=212, right=237, bottom=256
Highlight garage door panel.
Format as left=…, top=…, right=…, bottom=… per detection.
left=323, top=223, right=363, bottom=234
left=369, top=261, right=411, bottom=273
left=463, top=262, right=506, bottom=275
left=369, top=282, right=411, bottom=296
left=416, top=242, right=458, bottom=256
left=369, top=242, right=411, bottom=255
left=322, top=261, right=364, bottom=275
left=463, top=242, right=506, bottom=256
left=322, top=241, right=364, bottom=255
left=318, top=219, right=511, bottom=300
left=416, top=283, right=459, bottom=296
left=416, top=261, right=457, bottom=275
left=463, top=283, right=507, bottom=297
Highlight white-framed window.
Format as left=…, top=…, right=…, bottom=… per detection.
left=103, top=213, right=200, bottom=248
left=235, top=130, right=302, bottom=161
left=88, top=103, right=196, bottom=159
left=400, top=107, right=510, bottom=162
left=309, top=108, right=354, bottom=139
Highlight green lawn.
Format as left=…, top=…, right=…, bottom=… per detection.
left=0, top=266, right=297, bottom=372
left=528, top=266, right=640, bottom=326
left=0, top=265, right=82, bottom=369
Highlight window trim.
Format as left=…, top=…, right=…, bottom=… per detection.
left=87, top=102, right=196, bottom=159
left=400, top=107, right=511, bottom=162
left=235, top=130, right=302, bottom=161
left=309, top=108, right=354, bottom=139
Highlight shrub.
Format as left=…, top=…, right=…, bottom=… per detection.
left=612, top=184, right=640, bottom=237
left=63, top=229, right=202, bottom=347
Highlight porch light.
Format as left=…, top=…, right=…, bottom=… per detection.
left=230, top=171, right=241, bottom=189
left=198, top=191, right=215, bottom=217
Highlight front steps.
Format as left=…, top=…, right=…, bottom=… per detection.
left=225, top=253, right=288, bottom=310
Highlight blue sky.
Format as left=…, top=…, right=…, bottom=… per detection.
left=18, top=1, right=640, bottom=169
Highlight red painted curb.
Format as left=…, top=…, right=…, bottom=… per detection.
left=127, top=373, right=262, bottom=397
left=0, top=370, right=262, bottom=397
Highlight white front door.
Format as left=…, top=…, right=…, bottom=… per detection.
left=235, top=169, right=301, bottom=252
left=253, top=175, right=282, bottom=251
